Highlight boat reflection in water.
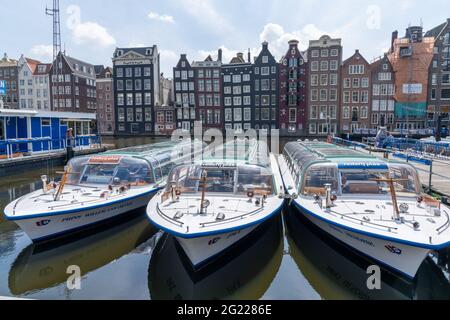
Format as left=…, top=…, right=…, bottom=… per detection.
left=8, top=213, right=157, bottom=296
left=148, top=215, right=283, bottom=300
left=286, top=210, right=450, bottom=300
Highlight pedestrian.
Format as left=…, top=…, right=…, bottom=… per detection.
left=66, top=128, right=74, bottom=147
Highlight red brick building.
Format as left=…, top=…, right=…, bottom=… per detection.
left=95, top=65, right=115, bottom=135
left=192, top=52, right=223, bottom=131
left=340, top=50, right=372, bottom=134
left=279, top=40, right=308, bottom=136
left=50, top=52, right=97, bottom=114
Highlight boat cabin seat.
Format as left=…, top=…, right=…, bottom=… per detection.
left=347, top=182, right=379, bottom=194
left=303, top=187, right=326, bottom=196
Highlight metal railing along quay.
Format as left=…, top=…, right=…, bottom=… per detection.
left=0, top=135, right=102, bottom=160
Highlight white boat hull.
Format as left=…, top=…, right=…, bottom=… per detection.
left=11, top=192, right=156, bottom=242
left=175, top=225, right=257, bottom=268
left=292, top=202, right=430, bottom=279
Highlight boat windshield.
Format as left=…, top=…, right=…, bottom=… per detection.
left=166, top=164, right=274, bottom=195
left=301, top=163, right=339, bottom=196
left=301, top=163, right=421, bottom=196
left=66, top=156, right=154, bottom=186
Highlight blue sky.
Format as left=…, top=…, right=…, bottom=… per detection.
left=1, top=0, right=449, bottom=76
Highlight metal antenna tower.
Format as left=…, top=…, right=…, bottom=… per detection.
left=46, top=0, right=62, bottom=111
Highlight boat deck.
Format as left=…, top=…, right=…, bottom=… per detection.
left=152, top=194, right=283, bottom=237
left=296, top=196, right=450, bottom=248
left=4, top=184, right=156, bottom=219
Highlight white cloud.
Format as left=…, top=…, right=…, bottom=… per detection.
left=30, top=44, right=53, bottom=62
left=148, top=11, right=175, bottom=24
left=127, top=41, right=147, bottom=48
left=65, top=5, right=115, bottom=48
left=159, top=49, right=180, bottom=76
left=72, top=21, right=116, bottom=47
left=180, top=0, right=234, bottom=35
left=258, top=23, right=329, bottom=60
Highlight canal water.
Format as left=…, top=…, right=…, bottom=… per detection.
left=1, top=137, right=450, bottom=300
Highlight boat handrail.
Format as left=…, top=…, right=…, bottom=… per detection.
left=199, top=207, right=264, bottom=228
left=47, top=193, right=127, bottom=210
left=156, top=203, right=184, bottom=227
left=329, top=209, right=399, bottom=232
left=12, top=194, right=28, bottom=215
left=437, top=210, right=450, bottom=235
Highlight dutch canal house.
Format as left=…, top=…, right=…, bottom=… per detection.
left=426, top=18, right=450, bottom=135
left=222, top=51, right=253, bottom=132
left=307, top=35, right=342, bottom=137
left=370, top=54, right=396, bottom=132
left=192, top=51, right=223, bottom=132
left=253, top=42, right=279, bottom=131
left=113, top=46, right=161, bottom=135
left=279, top=40, right=308, bottom=136
left=155, top=73, right=175, bottom=136
left=388, top=26, right=434, bottom=132
left=173, top=54, right=196, bottom=133
left=0, top=53, right=19, bottom=110
left=340, top=49, right=372, bottom=135
left=95, top=65, right=115, bottom=135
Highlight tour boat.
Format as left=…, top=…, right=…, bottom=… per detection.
left=279, top=140, right=450, bottom=279
left=148, top=215, right=283, bottom=300
left=9, top=216, right=158, bottom=296
left=286, top=208, right=450, bottom=300
left=4, top=140, right=200, bottom=242
left=146, top=139, right=285, bottom=269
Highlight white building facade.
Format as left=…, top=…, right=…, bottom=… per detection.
left=18, top=55, right=51, bottom=110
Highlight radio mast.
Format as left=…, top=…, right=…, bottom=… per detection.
left=46, top=0, right=62, bottom=111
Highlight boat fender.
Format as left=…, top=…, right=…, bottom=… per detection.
left=174, top=211, right=184, bottom=220
left=216, top=213, right=225, bottom=221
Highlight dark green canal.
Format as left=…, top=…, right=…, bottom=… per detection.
left=1, top=137, right=450, bottom=300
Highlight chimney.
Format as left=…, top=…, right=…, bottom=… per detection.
left=237, top=52, right=244, bottom=61
left=180, top=53, right=187, bottom=59
left=262, top=41, right=268, bottom=50
left=391, top=30, right=398, bottom=52
left=218, top=48, right=222, bottom=62
left=248, top=49, right=251, bottom=63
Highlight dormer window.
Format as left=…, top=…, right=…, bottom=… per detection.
left=146, top=49, right=152, bottom=55
left=118, top=50, right=123, bottom=57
